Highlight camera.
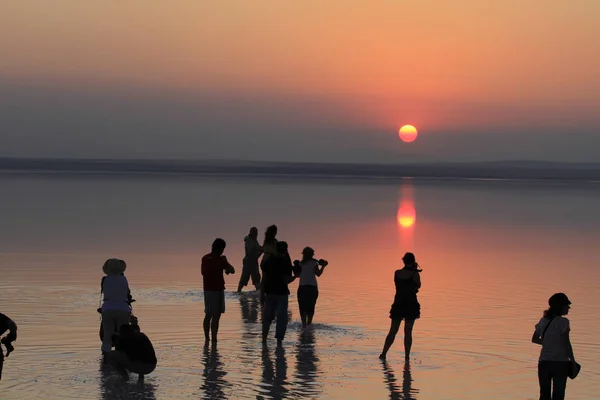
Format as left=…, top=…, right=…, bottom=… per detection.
left=318, top=259, right=328, bottom=267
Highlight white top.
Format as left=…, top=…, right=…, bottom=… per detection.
left=101, top=275, right=131, bottom=312
left=298, top=259, right=319, bottom=287
left=535, top=316, right=570, bottom=362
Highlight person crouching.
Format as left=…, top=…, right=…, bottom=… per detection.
left=107, top=323, right=157, bottom=382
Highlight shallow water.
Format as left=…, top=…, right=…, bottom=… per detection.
left=0, top=174, right=599, bottom=399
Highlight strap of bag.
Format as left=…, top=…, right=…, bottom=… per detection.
left=541, top=316, right=556, bottom=340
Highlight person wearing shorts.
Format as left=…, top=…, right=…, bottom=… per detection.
left=202, top=238, right=235, bottom=346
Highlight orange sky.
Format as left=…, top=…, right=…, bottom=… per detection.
left=1, top=1, right=599, bottom=161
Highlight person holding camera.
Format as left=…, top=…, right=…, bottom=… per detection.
left=99, top=259, right=132, bottom=354
left=202, top=238, right=236, bottom=346
left=261, top=241, right=295, bottom=346
left=237, top=227, right=263, bottom=293
left=379, top=252, right=422, bottom=360
left=293, top=247, right=328, bottom=329
left=108, top=323, right=157, bottom=381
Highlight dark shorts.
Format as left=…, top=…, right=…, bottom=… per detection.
left=297, top=285, right=319, bottom=314
left=109, top=350, right=156, bottom=375
left=204, top=291, right=225, bottom=315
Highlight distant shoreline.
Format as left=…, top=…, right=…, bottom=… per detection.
left=0, top=157, right=599, bottom=182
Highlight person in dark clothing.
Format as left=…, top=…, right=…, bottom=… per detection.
left=238, top=227, right=263, bottom=292
left=0, top=313, right=17, bottom=358
left=108, top=324, right=157, bottom=381
left=0, top=313, right=17, bottom=380
left=380, top=252, right=422, bottom=360
left=261, top=241, right=295, bottom=346
left=202, top=238, right=235, bottom=346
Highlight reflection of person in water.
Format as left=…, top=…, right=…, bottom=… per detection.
left=240, top=293, right=260, bottom=324
left=201, top=346, right=228, bottom=400
left=382, top=360, right=418, bottom=400
left=99, top=358, right=157, bottom=400
left=294, top=329, right=321, bottom=397
left=261, top=345, right=289, bottom=400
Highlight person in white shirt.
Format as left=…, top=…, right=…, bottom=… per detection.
left=99, top=259, right=132, bottom=354
left=531, top=293, right=577, bottom=400
left=293, top=247, right=328, bottom=328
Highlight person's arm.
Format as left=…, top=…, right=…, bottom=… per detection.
left=315, top=260, right=328, bottom=277
left=222, top=256, right=235, bottom=274
left=531, top=326, right=542, bottom=345
left=562, top=320, right=576, bottom=362
left=413, top=271, right=422, bottom=291
left=286, top=259, right=296, bottom=283
left=201, top=258, right=207, bottom=276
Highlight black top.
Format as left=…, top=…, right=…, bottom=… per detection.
left=116, top=331, right=157, bottom=365
left=0, top=313, right=11, bottom=331
left=261, top=255, right=293, bottom=295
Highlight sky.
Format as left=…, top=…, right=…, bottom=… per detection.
left=1, top=0, right=599, bottom=163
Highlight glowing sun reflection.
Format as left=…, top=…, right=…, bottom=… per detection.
left=397, top=182, right=416, bottom=251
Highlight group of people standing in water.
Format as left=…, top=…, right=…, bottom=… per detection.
left=202, top=225, right=329, bottom=347
left=1, top=224, right=579, bottom=399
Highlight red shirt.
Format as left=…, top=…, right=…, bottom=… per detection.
left=201, top=253, right=232, bottom=291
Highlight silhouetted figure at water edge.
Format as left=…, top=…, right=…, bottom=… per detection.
left=260, top=225, right=279, bottom=304
left=380, top=252, right=422, bottom=360
left=202, top=238, right=236, bottom=346
left=99, top=259, right=132, bottom=354
left=262, top=241, right=295, bottom=347
left=0, top=312, right=17, bottom=380
left=238, top=226, right=263, bottom=292
left=293, top=247, right=328, bottom=328
left=532, top=292, right=579, bottom=400
left=106, top=324, right=157, bottom=382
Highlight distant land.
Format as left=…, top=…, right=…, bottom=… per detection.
left=1, top=157, right=600, bottom=182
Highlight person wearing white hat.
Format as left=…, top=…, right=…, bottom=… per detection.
left=99, top=258, right=132, bottom=354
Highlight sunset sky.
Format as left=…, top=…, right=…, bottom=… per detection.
left=1, top=1, right=599, bottom=163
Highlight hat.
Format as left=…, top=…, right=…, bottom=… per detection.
left=102, top=258, right=126, bottom=276
left=549, top=293, right=571, bottom=308
left=302, top=247, right=315, bottom=256
left=402, top=252, right=416, bottom=264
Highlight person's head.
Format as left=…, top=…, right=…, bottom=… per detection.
left=302, top=247, right=315, bottom=261
left=546, top=293, right=571, bottom=317
left=211, top=238, right=226, bottom=256
left=249, top=227, right=258, bottom=239
left=276, top=241, right=288, bottom=256
left=102, top=258, right=127, bottom=276
left=265, top=225, right=278, bottom=241
left=402, top=252, right=416, bottom=266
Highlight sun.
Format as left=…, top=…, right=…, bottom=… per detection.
left=399, top=125, right=418, bottom=143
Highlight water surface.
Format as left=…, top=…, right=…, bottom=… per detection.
left=0, top=174, right=599, bottom=399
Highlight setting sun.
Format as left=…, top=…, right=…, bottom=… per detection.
left=399, top=125, right=418, bottom=143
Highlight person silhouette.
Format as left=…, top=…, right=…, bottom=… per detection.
left=238, top=227, right=263, bottom=292
left=531, top=292, right=578, bottom=400
left=99, top=357, right=157, bottom=400
left=201, top=238, right=236, bottom=346
left=380, top=253, right=422, bottom=360
left=292, top=247, right=328, bottom=328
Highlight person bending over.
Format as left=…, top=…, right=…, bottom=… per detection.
left=108, top=324, right=157, bottom=381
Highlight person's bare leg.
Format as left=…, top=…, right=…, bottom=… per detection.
left=300, top=312, right=308, bottom=328
left=203, top=314, right=212, bottom=345
left=379, top=319, right=402, bottom=359
left=211, top=314, right=221, bottom=344
left=403, top=319, right=416, bottom=359
left=307, top=312, right=314, bottom=326
left=237, top=282, right=244, bottom=293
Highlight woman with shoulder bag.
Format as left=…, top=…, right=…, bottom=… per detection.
left=531, top=293, right=580, bottom=400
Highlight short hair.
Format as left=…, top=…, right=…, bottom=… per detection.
left=212, top=238, right=226, bottom=251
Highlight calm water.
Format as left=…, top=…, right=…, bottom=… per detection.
left=0, top=173, right=599, bottom=399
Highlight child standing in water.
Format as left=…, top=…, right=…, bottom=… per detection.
left=379, top=252, right=422, bottom=360
left=293, top=247, right=328, bottom=328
